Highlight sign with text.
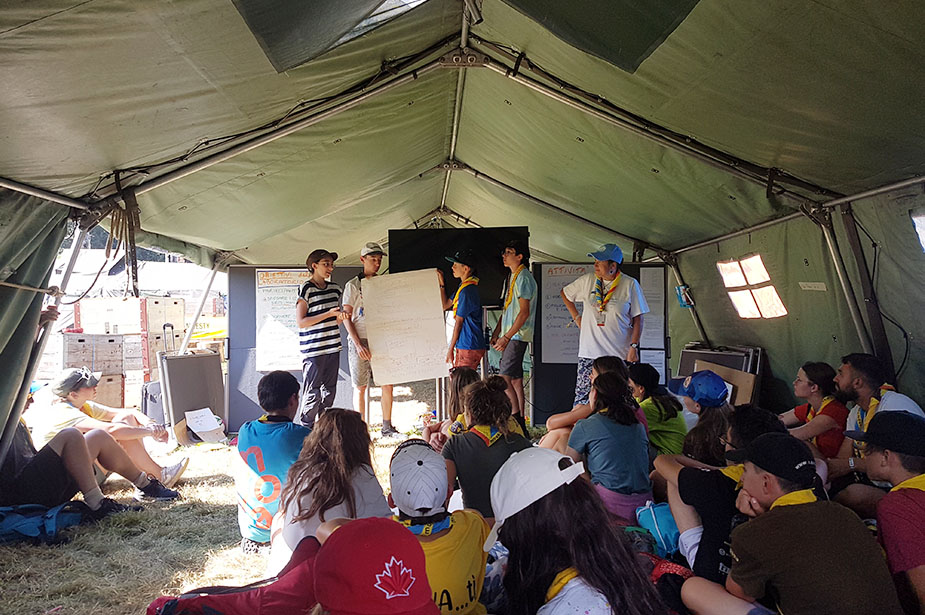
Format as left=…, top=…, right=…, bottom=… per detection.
left=255, top=269, right=310, bottom=371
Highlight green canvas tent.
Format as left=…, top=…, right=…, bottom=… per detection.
left=2, top=0, right=925, bottom=459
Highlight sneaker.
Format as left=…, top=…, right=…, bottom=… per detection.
left=161, top=457, right=189, bottom=488
left=134, top=478, right=180, bottom=502
left=380, top=425, right=401, bottom=438
left=89, top=498, right=143, bottom=522
left=241, top=538, right=270, bottom=555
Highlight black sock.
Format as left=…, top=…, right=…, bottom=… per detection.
left=382, top=419, right=393, bottom=430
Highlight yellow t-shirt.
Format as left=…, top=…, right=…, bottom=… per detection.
left=24, top=398, right=110, bottom=446
left=421, top=510, right=490, bottom=615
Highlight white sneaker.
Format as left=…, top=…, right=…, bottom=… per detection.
left=161, top=457, right=189, bottom=488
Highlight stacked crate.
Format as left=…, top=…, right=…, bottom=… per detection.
left=72, top=296, right=185, bottom=407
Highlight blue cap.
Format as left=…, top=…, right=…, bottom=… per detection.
left=588, top=243, right=624, bottom=264
left=668, top=370, right=728, bottom=407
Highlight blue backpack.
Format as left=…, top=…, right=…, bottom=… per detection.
left=0, top=502, right=89, bottom=545
left=635, top=501, right=681, bottom=557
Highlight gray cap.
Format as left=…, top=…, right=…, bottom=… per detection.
left=51, top=367, right=100, bottom=397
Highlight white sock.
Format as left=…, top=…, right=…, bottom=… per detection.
left=83, top=486, right=104, bottom=510
left=133, top=473, right=151, bottom=488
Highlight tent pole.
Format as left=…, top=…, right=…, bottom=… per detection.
left=820, top=175, right=925, bottom=210
left=0, top=176, right=91, bottom=211
left=838, top=204, right=895, bottom=377
left=663, top=257, right=711, bottom=348
left=0, top=225, right=88, bottom=467
left=439, top=10, right=473, bottom=210
left=133, top=60, right=444, bottom=197
left=178, top=258, right=222, bottom=355
left=818, top=216, right=874, bottom=354
left=458, top=164, right=665, bottom=255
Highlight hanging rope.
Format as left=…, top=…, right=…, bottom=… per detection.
left=0, top=280, right=63, bottom=297
left=113, top=173, right=140, bottom=297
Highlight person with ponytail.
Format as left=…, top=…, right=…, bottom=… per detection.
left=779, top=362, right=849, bottom=459
left=566, top=371, right=652, bottom=521
left=488, top=448, right=668, bottom=615
left=628, top=362, right=688, bottom=456
left=268, top=408, right=391, bottom=574
left=422, top=366, right=484, bottom=453
left=669, top=371, right=733, bottom=467
left=442, top=375, right=531, bottom=520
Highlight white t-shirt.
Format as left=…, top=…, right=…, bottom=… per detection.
left=267, top=464, right=391, bottom=575
left=342, top=275, right=367, bottom=339
left=562, top=272, right=649, bottom=359
left=538, top=577, right=612, bottom=615
left=847, top=390, right=925, bottom=432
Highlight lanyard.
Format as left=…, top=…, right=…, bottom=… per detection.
left=452, top=277, right=479, bottom=316
left=889, top=473, right=925, bottom=493
left=545, top=567, right=579, bottom=603
left=592, top=274, right=621, bottom=312
left=770, top=489, right=817, bottom=509
left=503, top=265, right=526, bottom=311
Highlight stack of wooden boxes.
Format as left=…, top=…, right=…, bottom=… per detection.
left=68, top=297, right=185, bottom=407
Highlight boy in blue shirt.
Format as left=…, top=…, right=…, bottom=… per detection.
left=235, top=370, right=311, bottom=553
left=438, top=249, right=486, bottom=370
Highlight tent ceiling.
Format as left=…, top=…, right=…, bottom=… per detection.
left=1, top=0, right=924, bottom=264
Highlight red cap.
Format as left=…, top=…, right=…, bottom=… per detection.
left=314, top=518, right=439, bottom=615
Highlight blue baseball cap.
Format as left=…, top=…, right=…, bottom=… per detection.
left=588, top=243, right=624, bottom=264
left=669, top=370, right=728, bottom=407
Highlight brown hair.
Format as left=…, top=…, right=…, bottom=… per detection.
left=465, top=376, right=512, bottom=437
left=682, top=404, right=732, bottom=466
left=448, top=367, right=480, bottom=419
left=590, top=371, right=639, bottom=426
left=279, top=408, right=372, bottom=523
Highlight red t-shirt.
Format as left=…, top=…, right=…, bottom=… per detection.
left=793, top=398, right=849, bottom=458
left=877, top=486, right=925, bottom=575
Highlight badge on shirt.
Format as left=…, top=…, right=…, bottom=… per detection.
left=593, top=310, right=606, bottom=327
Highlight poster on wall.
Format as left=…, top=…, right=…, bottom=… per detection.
left=255, top=269, right=310, bottom=371
left=539, top=264, right=592, bottom=364
left=363, top=269, right=449, bottom=385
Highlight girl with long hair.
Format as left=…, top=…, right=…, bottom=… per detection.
left=267, top=408, right=390, bottom=574
left=492, top=448, right=668, bottom=615
left=628, top=362, right=688, bottom=456
left=442, top=375, right=530, bottom=520
left=566, top=371, right=652, bottom=521
left=423, top=367, right=481, bottom=452
left=669, top=371, right=732, bottom=467
left=779, top=361, right=849, bottom=459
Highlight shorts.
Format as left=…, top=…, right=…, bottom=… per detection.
left=347, top=338, right=375, bottom=388
left=454, top=348, right=485, bottom=370
left=0, top=446, right=80, bottom=507
left=499, top=340, right=529, bottom=379
left=828, top=470, right=889, bottom=499
left=573, top=357, right=594, bottom=406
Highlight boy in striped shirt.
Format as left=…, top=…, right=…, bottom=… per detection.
left=295, top=249, right=345, bottom=427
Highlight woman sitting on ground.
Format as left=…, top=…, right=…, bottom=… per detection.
left=628, top=362, right=688, bottom=457
left=567, top=371, right=652, bottom=521
left=490, top=447, right=668, bottom=615
left=423, top=366, right=482, bottom=452
left=268, top=408, right=390, bottom=574
left=540, top=356, right=647, bottom=454
left=779, top=361, right=849, bottom=459
left=442, top=376, right=531, bottom=521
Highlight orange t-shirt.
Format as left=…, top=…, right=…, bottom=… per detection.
left=793, top=397, right=849, bottom=458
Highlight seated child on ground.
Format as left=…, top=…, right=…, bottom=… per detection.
left=668, top=370, right=732, bottom=467
left=235, top=370, right=311, bottom=553
left=540, top=356, right=648, bottom=454
left=489, top=447, right=668, bottom=615
left=389, top=438, right=490, bottom=615
left=423, top=367, right=481, bottom=452
left=779, top=361, right=849, bottom=459
left=628, top=362, right=687, bottom=457
left=268, top=408, right=390, bottom=574
left=567, top=371, right=651, bottom=521
left=442, top=376, right=531, bottom=520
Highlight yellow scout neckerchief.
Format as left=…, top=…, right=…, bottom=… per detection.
left=592, top=274, right=621, bottom=312
left=858, top=384, right=896, bottom=432
left=770, top=489, right=817, bottom=509
left=503, top=265, right=526, bottom=311
left=719, top=464, right=746, bottom=486
left=452, top=277, right=479, bottom=316
left=394, top=513, right=455, bottom=536
left=889, top=474, right=925, bottom=493
left=545, top=567, right=580, bottom=603
left=806, top=396, right=834, bottom=422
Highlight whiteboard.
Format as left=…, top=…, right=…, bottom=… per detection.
left=255, top=269, right=310, bottom=371
left=363, top=269, right=449, bottom=385
left=539, top=264, right=593, bottom=363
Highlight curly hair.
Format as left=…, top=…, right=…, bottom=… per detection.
left=279, top=408, right=372, bottom=523
left=465, top=375, right=512, bottom=437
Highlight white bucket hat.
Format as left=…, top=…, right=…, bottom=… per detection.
left=483, top=447, right=585, bottom=551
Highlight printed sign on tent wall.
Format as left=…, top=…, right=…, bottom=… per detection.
left=255, top=269, right=310, bottom=371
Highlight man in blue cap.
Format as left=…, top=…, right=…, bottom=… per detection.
left=561, top=243, right=648, bottom=407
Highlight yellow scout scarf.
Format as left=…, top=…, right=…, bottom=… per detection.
left=452, top=277, right=479, bottom=316
left=468, top=418, right=526, bottom=446
left=503, top=265, right=526, bottom=311
left=858, top=384, right=896, bottom=432
left=394, top=513, right=455, bottom=536
left=770, top=489, right=817, bottom=509
left=889, top=474, right=925, bottom=493
left=806, top=396, right=834, bottom=422
left=592, top=274, right=621, bottom=312
left=545, top=567, right=580, bottom=603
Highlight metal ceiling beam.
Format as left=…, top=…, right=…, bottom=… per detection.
left=819, top=174, right=925, bottom=210
left=0, top=176, right=91, bottom=210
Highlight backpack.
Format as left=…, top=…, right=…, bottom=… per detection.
left=635, top=501, right=680, bottom=557
left=0, top=502, right=89, bottom=545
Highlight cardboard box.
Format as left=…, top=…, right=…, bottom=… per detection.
left=62, top=333, right=124, bottom=374
left=74, top=296, right=186, bottom=334
left=95, top=374, right=124, bottom=407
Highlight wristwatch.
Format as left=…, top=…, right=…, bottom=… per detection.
left=630, top=343, right=639, bottom=349
left=848, top=457, right=856, bottom=470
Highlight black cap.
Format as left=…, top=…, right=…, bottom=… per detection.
left=445, top=249, right=476, bottom=268
left=845, top=411, right=925, bottom=457
left=725, top=433, right=816, bottom=488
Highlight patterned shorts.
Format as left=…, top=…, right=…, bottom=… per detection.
left=573, top=357, right=595, bottom=406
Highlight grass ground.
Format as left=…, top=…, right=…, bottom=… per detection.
left=0, top=382, right=435, bottom=615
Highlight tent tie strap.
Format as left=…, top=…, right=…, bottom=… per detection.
left=0, top=280, right=63, bottom=297
left=510, top=51, right=526, bottom=78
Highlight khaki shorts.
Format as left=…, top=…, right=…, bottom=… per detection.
left=347, top=338, right=375, bottom=387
